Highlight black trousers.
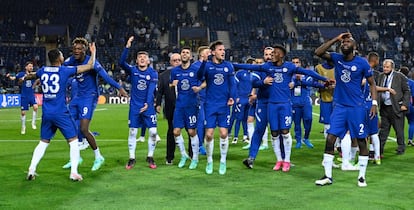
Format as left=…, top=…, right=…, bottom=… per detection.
left=379, top=105, right=406, bottom=154
left=165, top=109, right=176, bottom=162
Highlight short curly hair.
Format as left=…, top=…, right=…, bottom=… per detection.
left=72, top=37, right=89, bottom=50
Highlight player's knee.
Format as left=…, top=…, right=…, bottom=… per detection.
left=205, top=132, right=213, bottom=140
left=188, top=129, right=196, bottom=137
left=357, top=137, right=367, bottom=146
left=326, top=134, right=336, bottom=144
left=357, top=138, right=368, bottom=155
left=173, top=128, right=181, bottom=137
left=80, top=127, right=89, bottom=135
left=324, top=134, right=336, bottom=152
left=271, top=130, right=279, bottom=137
left=281, top=129, right=289, bottom=135
left=129, top=128, right=137, bottom=137
left=247, top=117, right=255, bottom=123
left=149, top=127, right=157, bottom=137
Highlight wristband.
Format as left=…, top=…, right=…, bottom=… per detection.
left=372, top=100, right=378, bottom=106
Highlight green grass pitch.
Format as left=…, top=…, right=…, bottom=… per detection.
left=0, top=104, right=413, bottom=209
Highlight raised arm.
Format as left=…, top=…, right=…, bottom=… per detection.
left=76, top=42, right=96, bottom=73
left=315, top=32, right=352, bottom=61
left=119, top=36, right=134, bottom=73
left=6, top=73, right=16, bottom=81
left=95, top=60, right=128, bottom=96
left=233, top=63, right=262, bottom=72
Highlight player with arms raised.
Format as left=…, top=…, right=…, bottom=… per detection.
left=26, top=43, right=96, bottom=181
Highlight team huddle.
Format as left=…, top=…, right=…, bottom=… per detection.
left=21, top=32, right=411, bottom=188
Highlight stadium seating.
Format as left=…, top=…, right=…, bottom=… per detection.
left=1, top=0, right=414, bottom=92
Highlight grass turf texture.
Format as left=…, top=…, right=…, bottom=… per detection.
left=1, top=104, right=413, bottom=209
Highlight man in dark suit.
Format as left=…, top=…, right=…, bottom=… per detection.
left=156, top=53, right=181, bottom=164
left=377, top=59, right=411, bottom=155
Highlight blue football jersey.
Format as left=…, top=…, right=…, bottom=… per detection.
left=234, top=69, right=253, bottom=104
left=234, top=62, right=326, bottom=103
left=202, top=60, right=236, bottom=107
left=16, top=71, right=36, bottom=98
left=331, top=52, right=372, bottom=107
left=170, top=64, right=200, bottom=108
left=36, top=66, right=77, bottom=114
left=64, top=55, right=120, bottom=98
left=119, top=48, right=158, bottom=109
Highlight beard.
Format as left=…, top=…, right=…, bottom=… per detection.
left=341, top=47, right=353, bottom=55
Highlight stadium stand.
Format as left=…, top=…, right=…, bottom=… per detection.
left=1, top=0, right=414, bottom=93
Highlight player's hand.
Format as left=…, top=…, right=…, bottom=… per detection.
left=401, top=105, right=408, bottom=111
left=325, top=79, right=336, bottom=88
left=140, top=103, right=148, bottom=113
left=369, top=105, right=377, bottom=119
left=338, top=32, right=352, bottom=41
left=248, top=94, right=257, bottom=104
left=192, top=86, right=201, bottom=93
left=156, top=105, right=161, bottom=113
left=118, top=88, right=128, bottom=97
left=126, top=36, right=134, bottom=48
left=388, top=88, right=396, bottom=95
left=170, top=80, right=178, bottom=87
left=227, top=98, right=234, bottom=106
left=288, top=82, right=294, bottom=89
left=89, top=42, right=96, bottom=54
left=263, top=76, right=273, bottom=85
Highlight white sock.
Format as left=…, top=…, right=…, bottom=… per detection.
left=175, top=134, right=188, bottom=157
left=219, top=137, right=229, bottom=163
left=371, top=134, right=380, bottom=160
left=350, top=147, right=358, bottom=162
left=190, top=135, right=200, bottom=161
left=282, top=133, right=292, bottom=162
left=69, top=140, right=80, bottom=174
left=147, top=127, right=157, bottom=157
left=369, top=144, right=374, bottom=151
left=128, top=128, right=137, bottom=159
left=32, top=111, right=37, bottom=125
left=21, top=115, right=26, bottom=128
left=247, top=122, right=254, bottom=141
left=28, top=141, right=49, bottom=172
left=94, top=147, right=103, bottom=159
left=206, top=139, right=214, bottom=163
left=262, top=127, right=269, bottom=146
left=341, top=133, right=351, bottom=165
left=323, top=124, right=330, bottom=139
left=271, top=136, right=282, bottom=161
left=358, top=156, right=368, bottom=179
left=322, top=153, right=334, bottom=178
